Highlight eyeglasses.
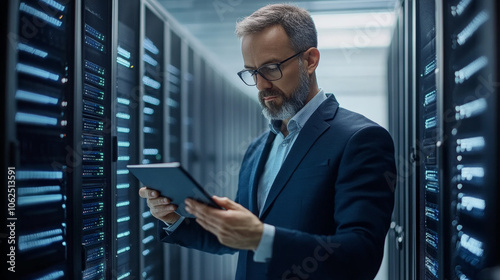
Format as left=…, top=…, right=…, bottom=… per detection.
left=237, top=51, right=305, bottom=86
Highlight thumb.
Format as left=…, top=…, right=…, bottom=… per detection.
left=212, top=196, right=240, bottom=210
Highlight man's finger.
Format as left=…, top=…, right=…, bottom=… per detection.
left=186, top=199, right=224, bottom=226
left=138, top=187, right=149, bottom=198
left=138, top=187, right=159, bottom=198
left=193, top=214, right=219, bottom=234
left=147, top=197, right=172, bottom=207
left=185, top=199, right=205, bottom=217
left=185, top=199, right=211, bottom=218
left=151, top=204, right=177, bottom=215
left=212, top=196, right=240, bottom=210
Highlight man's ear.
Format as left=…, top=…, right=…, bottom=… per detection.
left=304, top=47, right=320, bottom=74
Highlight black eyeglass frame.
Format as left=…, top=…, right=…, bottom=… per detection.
left=237, top=50, right=306, bottom=86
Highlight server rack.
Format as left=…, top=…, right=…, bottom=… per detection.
left=187, top=61, right=217, bottom=280
left=140, top=3, right=165, bottom=279
left=167, top=30, right=182, bottom=163
left=223, top=82, right=236, bottom=193
left=9, top=1, right=76, bottom=279
left=389, top=0, right=500, bottom=279
left=164, top=39, right=192, bottom=280
left=203, top=65, right=217, bottom=192
left=209, top=72, right=224, bottom=280
left=415, top=1, right=442, bottom=279
left=0, top=5, right=11, bottom=267
left=387, top=0, right=417, bottom=279
left=179, top=52, right=203, bottom=280
left=80, top=1, right=115, bottom=279
left=441, top=1, right=500, bottom=279
left=214, top=74, right=225, bottom=198
left=208, top=69, right=233, bottom=201
left=193, top=58, right=207, bottom=185
left=114, top=0, right=141, bottom=279
left=184, top=46, right=196, bottom=171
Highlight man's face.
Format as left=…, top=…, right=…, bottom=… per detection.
left=241, top=25, right=310, bottom=121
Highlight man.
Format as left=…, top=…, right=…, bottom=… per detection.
left=139, top=4, right=396, bottom=279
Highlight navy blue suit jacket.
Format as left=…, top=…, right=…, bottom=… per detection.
left=159, top=94, right=396, bottom=279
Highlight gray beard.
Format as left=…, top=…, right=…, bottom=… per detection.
left=261, top=62, right=310, bottom=121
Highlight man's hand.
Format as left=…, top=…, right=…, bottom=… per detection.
left=185, top=196, right=264, bottom=251
left=138, top=187, right=181, bottom=224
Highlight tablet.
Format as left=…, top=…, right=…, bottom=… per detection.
left=127, top=162, right=222, bottom=218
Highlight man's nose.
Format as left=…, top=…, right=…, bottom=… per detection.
left=255, top=74, right=272, bottom=91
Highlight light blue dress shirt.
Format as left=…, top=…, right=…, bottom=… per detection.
left=253, top=89, right=327, bottom=262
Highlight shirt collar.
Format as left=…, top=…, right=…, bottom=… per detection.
left=269, top=88, right=327, bottom=135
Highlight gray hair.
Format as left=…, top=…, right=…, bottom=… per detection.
left=235, top=4, right=317, bottom=52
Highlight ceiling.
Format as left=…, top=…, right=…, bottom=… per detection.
left=156, top=0, right=398, bottom=98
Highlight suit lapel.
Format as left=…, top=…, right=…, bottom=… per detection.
left=248, top=132, right=276, bottom=215
left=259, top=96, right=339, bottom=219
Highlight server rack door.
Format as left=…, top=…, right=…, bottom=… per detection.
left=0, top=0, right=15, bottom=182
left=212, top=73, right=225, bottom=280
left=415, top=1, right=442, bottom=279
left=189, top=54, right=204, bottom=184
left=388, top=0, right=415, bottom=279
left=203, top=65, right=217, bottom=190
left=184, top=46, right=196, bottom=172
left=161, top=29, right=185, bottom=280
left=140, top=5, right=165, bottom=280
left=8, top=0, right=75, bottom=279
left=178, top=54, right=205, bottom=280
left=188, top=62, right=218, bottom=280
left=180, top=42, right=191, bottom=167
left=441, top=0, right=500, bottom=278
left=212, top=74, right=225, bottom=197
left=224, top=84, right=234, bottom=194
left=167, top=30, right=182, bottom=163
left=80, top=0, right=114, bottom=279
left=224, top=83, right=236, bottom=194
left=163, top=39, right=192, bottom=280
left=195, top=59, right=208, bottom=185
left=115, top=0, right=141, bottom=278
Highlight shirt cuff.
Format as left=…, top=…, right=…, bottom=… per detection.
left=162, top=216, right=185, bottom=234
left=253, top=223, right=275, bottom=263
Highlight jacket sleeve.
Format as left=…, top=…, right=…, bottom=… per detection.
left=267, top=126, right=397, bottom=279
left=157, top=218, right=238, bottom=255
